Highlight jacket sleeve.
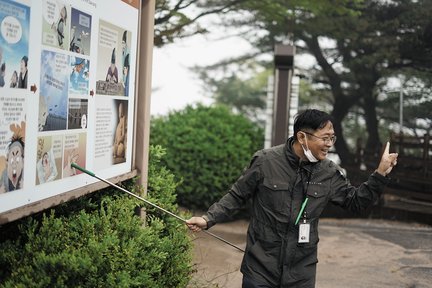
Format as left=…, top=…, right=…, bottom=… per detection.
left=329, top=169, right=389, bottom=214
left=204, top=153, right=262, bottom=229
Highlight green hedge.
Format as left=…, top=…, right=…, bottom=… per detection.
left=150, top=104, right=264, bottom=210
left=0, top=145, right=192, bottom=288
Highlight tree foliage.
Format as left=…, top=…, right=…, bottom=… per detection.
left=173, top=0, right=432, bottom=166
left=153, top=0, right=363, bottom=47
left=150, top=104, right=264, bottom=210
left=195, top=66, right=271, bottom=126
left=292, top=0, right=432, bottom=163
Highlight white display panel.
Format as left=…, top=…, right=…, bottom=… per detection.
left=0, top=0, right=140, bottom=215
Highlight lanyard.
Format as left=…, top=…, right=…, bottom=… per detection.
left=295, top=197, right=308, bottom=225
left=295, top=165, right=312, bottom=225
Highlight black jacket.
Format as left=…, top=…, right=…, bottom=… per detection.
left=205, top=137, right=388, bottom=287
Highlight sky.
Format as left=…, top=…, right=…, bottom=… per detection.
left=150, top=32, right=253, bottom=116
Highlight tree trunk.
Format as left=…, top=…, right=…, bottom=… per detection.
left=331, top=98, right=356, bottom=166
left=304, top=34, right=360, bottom=166
left=362, top=94, right=383, bottom=169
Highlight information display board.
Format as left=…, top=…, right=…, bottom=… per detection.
left=0, top=0, right=142, bottom=219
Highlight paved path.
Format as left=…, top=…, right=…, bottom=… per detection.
left=187, top=218, right=432, bottom=288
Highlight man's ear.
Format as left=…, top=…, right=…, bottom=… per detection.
left=297, top=131, right=306, bottom=145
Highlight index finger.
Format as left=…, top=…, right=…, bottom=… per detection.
left=384, top=141, right=390, bottom=155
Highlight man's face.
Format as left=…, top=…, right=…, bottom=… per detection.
left=20, top=60, right=26, bottom=73
left=7, top=144, right=24, bottom=187
left=302, top=121, right=335, bottom=161
left=61, top=7, right=66, bottom=19
left=42, top=153, right=49, bottom=166
left=75, top=63, right=84, bottom=73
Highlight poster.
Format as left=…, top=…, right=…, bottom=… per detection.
left=0, top=0, right=139, bottom=215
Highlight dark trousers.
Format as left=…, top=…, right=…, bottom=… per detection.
left=242, top=275, right=273, bottom=288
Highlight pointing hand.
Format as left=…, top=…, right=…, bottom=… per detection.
left=376, top=142, right=398, bottom=176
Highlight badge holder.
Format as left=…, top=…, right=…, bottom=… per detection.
left=298, top=216, right=310, bottom=243
left=295, top=198, right=310, bottom=243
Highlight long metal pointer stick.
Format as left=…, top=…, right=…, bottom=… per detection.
left=71, top=163, right=245, bottom=253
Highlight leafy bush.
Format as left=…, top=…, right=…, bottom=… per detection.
left=150, top=104, right=264, bottom=210
left=0, top=145, right=192, bottom=288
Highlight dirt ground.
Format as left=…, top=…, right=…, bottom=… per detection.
left=186, top=218, right=432, bottom=288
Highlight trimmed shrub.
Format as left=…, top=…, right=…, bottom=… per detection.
left=150, top=104, right=264, bottom=210
left=0, top=145, right=192, bottom=288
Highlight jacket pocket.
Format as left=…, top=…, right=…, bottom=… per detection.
left=305, top=185, right=328, bottom=218
left=259, top=179, right=289, bottom=212
left=289, top=243, right=318, bottom=281
left=243, top=240, right=281, bottom=284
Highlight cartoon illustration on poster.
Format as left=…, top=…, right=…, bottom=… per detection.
left=39, top=50, right=69, bottom=131
left=36, top=135, right=62, bottom=185
left=0, top=0, right=30, bottom=89
left=0, top=120, right=25, bottom=193
left=69, top=7, right=91, bottom=55
left=94, top=99, right=128, bottom=169
left=112, top=99, right=127, bottom=164
left=96, top=20, right=130, bottom=96
left=67, top=98, right=88, bottom=129
left=69, top=56, right=89, bottom=96
left=62, top=132, right=86, bottom=178
left=42, top=0, right=70, bottom=50
left=121, top=30, right=130, bottom=96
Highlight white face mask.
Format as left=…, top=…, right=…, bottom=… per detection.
left=301, top=133, right=319, bottom=162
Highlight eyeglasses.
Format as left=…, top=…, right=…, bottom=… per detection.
left=302, top=131, right=337, bottom=145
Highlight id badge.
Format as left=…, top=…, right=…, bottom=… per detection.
left=298, top=222, right=310, bottom=243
